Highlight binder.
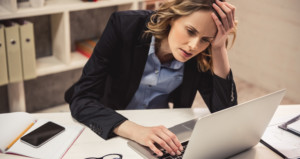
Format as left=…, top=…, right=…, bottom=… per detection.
left=18, top=20, right=36, bottom=80
left=4, top=22, right=23, bottom=83
left=0, top=24, right=9, bottom=86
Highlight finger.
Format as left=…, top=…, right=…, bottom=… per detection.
left=213, top=2, right=229, bottom=31
left=157, top=128, right=181, bottom=155
left=224, top=3, right=236, bottom=29
left=211, top=12, right=226, bottom=35
left=162, top=128, right=183, bottom=152
left=156, top=131, right=177, bottom=155
left=147, top=140, right=163, bottom=157
left=215, top=0, right=232, bottom=30
left=152, top=135, right=174, bottom=156
left=224, top=2, right=236, bottom=20
left=218, top=2, right=234, bottom=29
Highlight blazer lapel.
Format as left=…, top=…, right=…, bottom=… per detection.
left=125, top=35, right=151, bottom=105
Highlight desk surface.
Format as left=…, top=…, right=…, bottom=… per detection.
left=1, top=105, right=300, bottom=159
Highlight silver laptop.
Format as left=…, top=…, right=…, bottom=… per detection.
left=128, top=89, right=286, bottom=159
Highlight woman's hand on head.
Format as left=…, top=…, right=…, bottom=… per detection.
left=211, top=0, right=236, bottom=49
left=114, top=120, right=183, bottom=157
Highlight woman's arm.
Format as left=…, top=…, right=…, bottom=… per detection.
left=66, top=12, right=128, bottom=139
left=211, top=0, right=236, bottom=79
left=198, top=1, right=237, bottom=112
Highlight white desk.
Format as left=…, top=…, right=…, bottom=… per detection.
left=1, top=105, right=300, bottom=159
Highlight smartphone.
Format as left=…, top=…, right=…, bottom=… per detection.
left=20, top=121, right=65, bottom=148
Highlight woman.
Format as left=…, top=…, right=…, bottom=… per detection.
left=65, top=0, right=238, bottom=156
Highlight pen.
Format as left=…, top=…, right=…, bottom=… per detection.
left=5, top=122, right=35, bottom=151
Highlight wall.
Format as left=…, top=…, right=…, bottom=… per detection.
left=228, top=0, right=300, bottom=103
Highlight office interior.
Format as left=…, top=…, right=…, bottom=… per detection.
left=0, top=0, right=299, bottom=114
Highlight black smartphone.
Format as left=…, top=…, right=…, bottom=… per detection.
left=20, top=121, right=65, bottom=148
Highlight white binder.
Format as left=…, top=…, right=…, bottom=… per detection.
left=4, top=22, right=23, bottom=83
left=0, top=24, right=9, bottom=86
left=18, top=21, right=36, bottom=80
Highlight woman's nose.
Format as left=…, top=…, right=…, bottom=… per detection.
left=188, top=38, right=199, bottom=51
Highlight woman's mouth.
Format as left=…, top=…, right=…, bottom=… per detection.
left=180, top=49, right=193, bottom=58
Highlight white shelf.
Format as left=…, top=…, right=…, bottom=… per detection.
left=0, top=0, right=137, bottom=20
left=3, top=0, right=143, bottom=112
left=0, top=6, right=11, bottom=17
left=36, top=52, right=88, bottom=76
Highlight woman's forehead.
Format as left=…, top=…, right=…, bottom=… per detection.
left=176, top=10, right=217, bottom=36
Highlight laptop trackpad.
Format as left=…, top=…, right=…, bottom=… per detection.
left=168, top=119, right=197, bottom=142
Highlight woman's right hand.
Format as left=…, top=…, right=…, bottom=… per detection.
left=114, top=120, right=183, bottom=157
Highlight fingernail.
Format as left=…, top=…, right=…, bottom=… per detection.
left=176, top=150, right=182, bottom=155
left=171, top=152, right=176, bottom=156
left=179, top=146, right=184, bottom=151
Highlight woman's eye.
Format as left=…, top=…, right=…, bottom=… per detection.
left=201, top=38, right=210, bottom=43
left=187, top=29, right=195, bottom=36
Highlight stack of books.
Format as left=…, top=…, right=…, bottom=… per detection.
left=75, top=38, right=99, bottom=58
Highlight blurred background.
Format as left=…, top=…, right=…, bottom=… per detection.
left=226, top=0, right=299, bottom=104
left=194, top=0, right=300, bottom=108
left=0, top=0, right=299, bottom=113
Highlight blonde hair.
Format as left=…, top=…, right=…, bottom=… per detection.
left=145, top=0, right=237, bottom=72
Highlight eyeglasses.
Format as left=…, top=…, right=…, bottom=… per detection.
left=85, top=153, right=122, bottom=159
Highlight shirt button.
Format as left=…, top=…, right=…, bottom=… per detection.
left=155, top=70, right=159, bottom=74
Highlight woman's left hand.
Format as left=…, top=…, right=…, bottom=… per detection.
left=211, top=0, right=236, bottom=49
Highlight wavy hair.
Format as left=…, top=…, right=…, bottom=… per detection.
left=145, top=0, right=237, bottom=72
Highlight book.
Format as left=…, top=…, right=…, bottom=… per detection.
left=75, top=38, right=99, bottom=58
left=0, top=112, right=84, bottom=159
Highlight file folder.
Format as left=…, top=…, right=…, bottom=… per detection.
left=18, top=21, right=36, bottom=80
left=0, top=24, right=9, bottom=86
left=4, top=22, right=23, bottom=83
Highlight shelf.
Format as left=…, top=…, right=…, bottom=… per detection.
left=0, top=0, right=137, bottom=20
left=36, top=52, right=88, bottom=76
left=0, top=6, right=11, bottom=17
left=3, top=0, right=144, bottom=112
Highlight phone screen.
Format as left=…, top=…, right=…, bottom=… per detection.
left=20, top=121, right=65, bottom=147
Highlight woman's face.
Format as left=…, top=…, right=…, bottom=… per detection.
left=168, top=10, right=217, bottom=62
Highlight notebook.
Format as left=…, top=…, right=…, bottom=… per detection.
left=128, top=89, right=286, bottom=159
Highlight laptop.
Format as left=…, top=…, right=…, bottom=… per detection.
left=128, top=89, right=286, bottom=159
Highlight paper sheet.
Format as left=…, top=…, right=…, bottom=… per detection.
left=0, top=112, right=36, bottom=152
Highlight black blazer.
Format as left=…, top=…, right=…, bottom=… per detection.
left=65, top=10, right=238, bottom=139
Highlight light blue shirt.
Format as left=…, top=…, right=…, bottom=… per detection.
left=126, top=36, right=184, bottom=109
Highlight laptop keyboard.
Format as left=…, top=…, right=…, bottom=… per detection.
left=155, top=141, right=189, bottom=159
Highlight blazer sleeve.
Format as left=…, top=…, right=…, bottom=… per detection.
left=65, top=12, right=127, bottom=139
left=198, top=70, right=238, bottom=113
